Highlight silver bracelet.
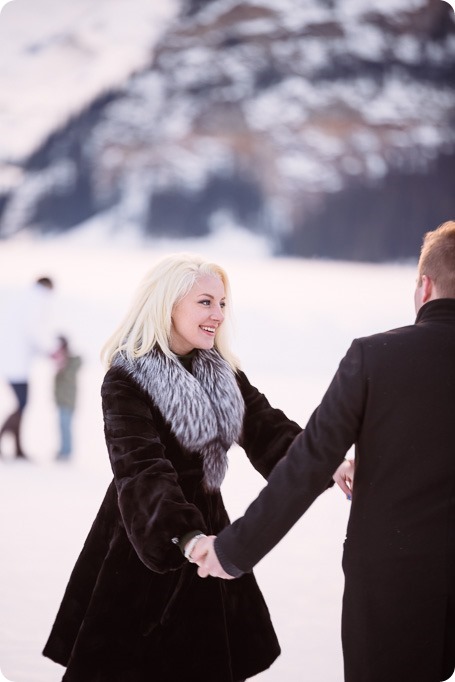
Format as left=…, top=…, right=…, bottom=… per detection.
left=184, top=533, right=207, bottom=562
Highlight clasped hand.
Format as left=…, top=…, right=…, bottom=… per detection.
left=186, top=535, right=235, bottom=580
left=333, top=458, right=355, bottom=499
left=186, top=458, right=355, bottom=579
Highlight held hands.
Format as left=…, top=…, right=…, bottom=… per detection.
left=333, top=458, right=355, bottom=499
left=182, top=459, right=356, bottom=578
left=185, top=535, right=234, bottom=580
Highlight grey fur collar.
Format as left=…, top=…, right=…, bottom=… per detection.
left=111, top=348, right=245, bottom=492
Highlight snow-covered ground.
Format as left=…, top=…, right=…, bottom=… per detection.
left=1, top=230, right=440, bottom=682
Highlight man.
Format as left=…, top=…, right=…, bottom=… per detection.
left=0, top=276, right=54, bottom=458
left=193, top=220, right=455, bottom=682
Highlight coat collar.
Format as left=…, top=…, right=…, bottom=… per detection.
left=112, top=348, right=245, bottom=492
left=415, top=298, right=455, bottom=325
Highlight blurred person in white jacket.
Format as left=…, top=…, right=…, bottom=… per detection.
left=0, top=276, right=55, bottom=459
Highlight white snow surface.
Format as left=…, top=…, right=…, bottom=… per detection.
left=2, top=229, right=452, bottom=682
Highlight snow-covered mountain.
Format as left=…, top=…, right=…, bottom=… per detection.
left=1, top=0, right=454, bottom=261
left=0, top=0, right=178, bottom=160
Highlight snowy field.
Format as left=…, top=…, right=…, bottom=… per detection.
left=0, top=230, right=447, bottom=682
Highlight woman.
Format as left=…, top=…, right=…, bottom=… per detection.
left=43, top=253, right=349, bottom=682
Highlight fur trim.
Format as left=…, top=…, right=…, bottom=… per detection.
left=111, top=349, right=245, bottom=491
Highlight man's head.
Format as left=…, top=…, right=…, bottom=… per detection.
left=36, top=276, right=54, bottom=290
left=414, top=220, right=455, bottom=313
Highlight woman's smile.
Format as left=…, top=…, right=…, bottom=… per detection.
left=200, top=325, right=216, bottom=335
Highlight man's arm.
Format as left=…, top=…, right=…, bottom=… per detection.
left=197, top=340, right=366, bottom=577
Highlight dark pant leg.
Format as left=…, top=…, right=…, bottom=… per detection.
left=0, top=383, right=28, bottom=457
left=10, top=382, right=28, bottom=410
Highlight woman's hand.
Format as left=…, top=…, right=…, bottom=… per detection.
left=333, top=458, right=355, bottom=499
left=186, top=535, right=235, bottom=579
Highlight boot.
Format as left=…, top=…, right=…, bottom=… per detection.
left=0, top=408, right=27, bottom=458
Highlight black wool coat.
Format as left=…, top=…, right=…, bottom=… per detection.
left=43, top=349, right=301, bottom=682
left=215, top=299, right=455, bottom=682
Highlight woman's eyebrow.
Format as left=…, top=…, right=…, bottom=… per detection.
left=197, top=293, right=226, bottom=299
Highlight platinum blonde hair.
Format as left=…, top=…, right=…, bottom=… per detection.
left=101, top=253, right=239, bottom=371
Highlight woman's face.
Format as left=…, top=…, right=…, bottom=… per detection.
left=170, top=274, right=226, bottom=355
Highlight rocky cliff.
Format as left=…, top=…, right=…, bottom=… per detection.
left=1, top=0, right=454, bottom=261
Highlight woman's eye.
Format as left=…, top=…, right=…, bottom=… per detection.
left=198, top=299, right=226, bottom=308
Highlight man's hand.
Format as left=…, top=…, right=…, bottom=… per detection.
left=333, top=458, right=355, bottom=499
left=189, top=535, right=235, bottom=579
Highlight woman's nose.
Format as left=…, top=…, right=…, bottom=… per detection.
left=211, top=305, right=225, bottom=321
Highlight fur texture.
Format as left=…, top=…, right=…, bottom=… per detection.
left=42, top=363, right=303, bottom=681
left=112, top=348, right=245, bottom=491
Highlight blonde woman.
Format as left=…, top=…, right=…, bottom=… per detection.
left=43, top=253, right=349, bottom=682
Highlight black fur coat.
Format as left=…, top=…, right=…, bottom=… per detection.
left=43, top=349, right=301, bottom=682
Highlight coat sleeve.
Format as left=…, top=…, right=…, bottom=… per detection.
left=217, top=340, right=366, bottom=575
left=101, top=369, right=207, bottom=574
left=236, top=370, right=303, bottom=478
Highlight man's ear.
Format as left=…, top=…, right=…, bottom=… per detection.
left=421, top=275, right=434, bottom=303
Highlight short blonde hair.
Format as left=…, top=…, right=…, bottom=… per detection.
left=418, top=220, right=455, bottom=297
left=101, top=253, right=239, bottom=371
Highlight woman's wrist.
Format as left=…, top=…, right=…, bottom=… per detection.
left=172, top=530, right=206, bottom=557
left=183, top=533, right=207, bottom=562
